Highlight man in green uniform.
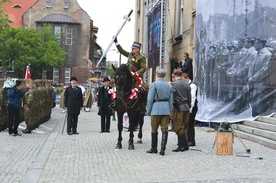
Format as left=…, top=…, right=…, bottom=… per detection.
left=0, top=79, right=8, bottom=131
left=112, top=38, right=148, bottom=113
left=22, top=79, right=35, bottom=133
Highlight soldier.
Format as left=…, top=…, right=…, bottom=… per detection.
left=22, top=79, right=35, bottom=133
left=146, top=69, right=173, bottom=156
left=171, top=70, right=191, bottom=152
left=113, top=37, right=148, bottom=113
left=0, top=79, right=8, bottom=132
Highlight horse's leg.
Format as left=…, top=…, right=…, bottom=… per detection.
left=128, top=112, right=135, bottom=150
left=116, top=112, right=123, bottom=149
left=137, top=112, right=144, bottom=144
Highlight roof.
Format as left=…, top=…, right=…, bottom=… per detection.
left=36, top=13, right=80, bottom=24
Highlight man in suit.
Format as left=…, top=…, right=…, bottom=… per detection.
left=64, top=77, right=83, bottom=135
left=97, top=77, right=113, bottom=133
left=182, top=52, right=193, bottom=80
left=247, top=38, right=272, bottom=117
left=182, top=73, right=198, bottom=146
left=171, top=70, right=191, bottom=152
left=146, top=69, right=173, bottom=156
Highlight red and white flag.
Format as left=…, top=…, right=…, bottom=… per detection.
left=25, top=64, right=31, bottom=79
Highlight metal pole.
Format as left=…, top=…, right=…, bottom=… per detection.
left=96, top=10, right=133, bottom=68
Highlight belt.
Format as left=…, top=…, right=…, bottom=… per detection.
left=154, top=99, right=169, bottom=102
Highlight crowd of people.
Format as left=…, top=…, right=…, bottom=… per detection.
left=0, top=39, right=198, bottom=158
left=0, top=79, right=55, bottom=135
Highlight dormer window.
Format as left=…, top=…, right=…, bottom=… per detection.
left=13, top=5, right=22, bottom=8
left=64, top=2, right=69, bottom=9
left=46, top=1, right=52, bottom=8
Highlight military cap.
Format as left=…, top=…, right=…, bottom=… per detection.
left=156, top=69, right=166, bottom=77
left=131, top=41, right=142, bottom=48
left=25, top=79, right=34, bottom=84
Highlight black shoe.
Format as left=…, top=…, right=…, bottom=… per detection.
left=73, top=132, right=79, bottom=135
left=106, top=131, right=110, bottom=133
left=188, top=141, right=196, bottom=147
left=172, top=147, right=185, bottom=152
left=22, top=128, right=31, bottom=134
left=146, top=149, right=158, bottom=153
left=67, top=132, right=73, bottom=135
left=100, top=131, right=105, bottom=133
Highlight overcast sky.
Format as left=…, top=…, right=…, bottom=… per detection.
left=77, top=0, right=136, bottom=64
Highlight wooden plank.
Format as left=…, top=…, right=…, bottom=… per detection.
left=216, top=132, right=233, bottom=155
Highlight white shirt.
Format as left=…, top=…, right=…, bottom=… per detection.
left=189, top=80, right=197, bottom=109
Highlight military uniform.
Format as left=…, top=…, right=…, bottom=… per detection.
left=0, top=79, right=8, bottom=131
left=171, top=70, right=191, bottom=152
left=22, top=80, right=35, bottom=133
left=146, top=69, right=173, bottom=156
left=115, top=41, right=148, bottom=113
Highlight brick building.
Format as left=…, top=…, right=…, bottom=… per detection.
left=2, top=0, right=105, bottom=84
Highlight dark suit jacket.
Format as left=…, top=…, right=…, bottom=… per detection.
left=182, top=58, right=193, bottom=80
left=64, top=85, right=83, bottom=114
left=97, top=86, right=112, bottom=116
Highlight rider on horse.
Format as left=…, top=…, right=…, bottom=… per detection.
left=110, top=38, right=148, bottom=113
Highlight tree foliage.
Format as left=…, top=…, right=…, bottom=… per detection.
left=0, top=0, right=11, bottom=30
left=0, top=24, right=66, bottom=77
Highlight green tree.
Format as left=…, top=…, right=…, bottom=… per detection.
left=0, top=25, right=66, bottom=78
left=0, top=0, right=11, bottom=30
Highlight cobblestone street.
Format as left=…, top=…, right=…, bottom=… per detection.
left=0, top=105, right=275, bottom=183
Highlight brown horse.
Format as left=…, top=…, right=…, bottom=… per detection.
left=112, top=64, right=145, bottom=150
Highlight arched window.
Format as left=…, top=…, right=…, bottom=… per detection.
left=13, top=5, right=22, bottom=8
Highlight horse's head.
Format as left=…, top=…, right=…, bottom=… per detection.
left=113, top=64, right=134, bottom=93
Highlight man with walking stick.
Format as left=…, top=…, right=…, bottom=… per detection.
left=64, top=77, right=83, bottom=135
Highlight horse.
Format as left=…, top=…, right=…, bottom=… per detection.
left=112, top=64, right=145, bottom=150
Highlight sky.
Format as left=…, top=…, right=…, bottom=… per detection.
left=77, top=0, right=136, bottom=64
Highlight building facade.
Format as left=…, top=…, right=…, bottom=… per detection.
left=2, top=0, right=105, bottom=84
left=134, top=0, right=196, bottom=83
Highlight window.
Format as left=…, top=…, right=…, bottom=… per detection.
left=13, top=5, right=22, bottom=8
left=42, top=68, right=47, bottom=80
left=175, top=0, right=184, bottom=37
left=64, top=2, right=69, bottom=9
left=46, top=1, right=52, bottom=8
left=54, top=25, right=61, bottom=44
left=8, top=61, right=15, bottom=72
left=66, top=27, right=73, bottom=45
left=53, top=67, right=59, bottom=83
left=65, top=68, right=71, bottom=83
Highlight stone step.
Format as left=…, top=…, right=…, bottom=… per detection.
left=256, top=116, right=276, bottom=125
left=243, top=121, right=276, bottom=132
left=234, top=130, right=276, bottom=149
left=234, top=124, right=276, bottom=141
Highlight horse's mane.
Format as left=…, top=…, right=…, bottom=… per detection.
left=115, top=64, right=134, bottom=94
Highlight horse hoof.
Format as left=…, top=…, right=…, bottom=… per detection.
left=116, top=144, right=122, bottom=149
left=128, top=144, right=135, bottom=150
left=137, top=139, right=142, bottom=144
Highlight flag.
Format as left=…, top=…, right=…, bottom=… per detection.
left=25, top=64, right=31, bottom=79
